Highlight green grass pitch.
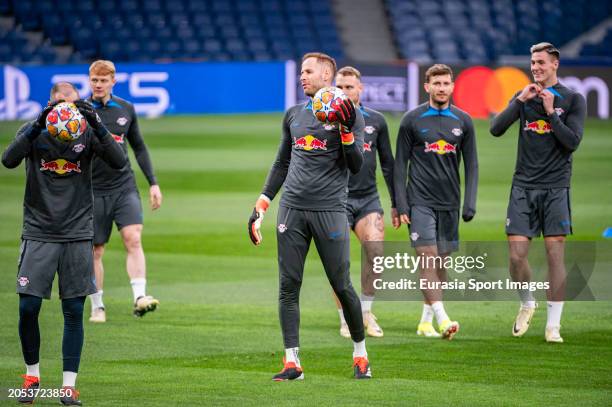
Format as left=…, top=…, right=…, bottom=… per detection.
left=0, top=114, right=611, bottom=406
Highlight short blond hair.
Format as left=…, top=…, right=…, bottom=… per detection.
left=89, top=60, right=116, bottom=77
left=337, top=66, right=361, bottom=81
left=302, top=52, right=337, bottom=76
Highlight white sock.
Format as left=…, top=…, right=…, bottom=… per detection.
left=546, top=301, right=564, bottom=328
left=338, top=309, right=347, bottom=325
left=353, top=339, right=367, bottom=358
left=521, top=300, right=537, bottom=309
left=90, top=290, right=104, bottom=310
left=360, top=294, right=374, bottom=314
left=62, top=371, right=77, bottom=387
left=26, top=363, right=39, bottom=378
left=431, top=301, right=449, bottom=325
left=420, top=304, right=434, bottom=324
left=284, top=347, right=300, bottom=367
left=130, top=278, right=146, bottom=302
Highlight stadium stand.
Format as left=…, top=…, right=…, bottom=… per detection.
left=2, top=0, right=611, bottom=65
left=1, top=0, right=343, bottom=64
left=385, top=0, right=612, bottom=63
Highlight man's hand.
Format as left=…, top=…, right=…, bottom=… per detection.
left=391, top=208, right=401, bottom=229
left=517, top=83, right=542, bottom=103
left=149, top=185, right=162, bottom=210
left=35, top=100, right=64, bottom=130
left=462, top=208, right=475, bottom=222
left=539, top=89, right=555, bottom=115
left=248, top=194, right=270, bottom=245
left=400, top=214, right=410, bottom=225
left=337, top=99, right=356, bottom=145
left=74, top=99, right=105, bottom=132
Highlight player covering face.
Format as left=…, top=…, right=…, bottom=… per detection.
left=248, top=53, right=373, bottom=380
left=490, top=42, right=586, bottom=343
left=2, top=82, right=125, bottom=405
left=332, top=67, right=399, bottom=339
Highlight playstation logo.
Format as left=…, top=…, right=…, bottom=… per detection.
left=0, top=65, right=42, bottom=120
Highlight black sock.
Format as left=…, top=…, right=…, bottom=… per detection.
left=62, top=296, right=85, bottom=373
left=19, top=294, right=42, bottom=366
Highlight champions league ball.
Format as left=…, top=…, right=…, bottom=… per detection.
left=311, top=86, right=348, bottom=124
left=45, top=102, right=87, bottom=142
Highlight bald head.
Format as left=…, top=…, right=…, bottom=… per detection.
left=50, top=82, right=79, bottom=103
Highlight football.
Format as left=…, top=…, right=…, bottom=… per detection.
left=311, top=86, right=348, bottom=124
left=45, top=102, right=88, bottom=142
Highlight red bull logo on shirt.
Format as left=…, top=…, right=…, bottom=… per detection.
left=293, top=135, right=327, bottom=151
left=40, top=159, right=81, bottom=174
left=424, top=140, right=456, bottom=155
left=524, top=120, right=552, bottom=135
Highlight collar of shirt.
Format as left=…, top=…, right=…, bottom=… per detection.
left=420, top=105, right=459, bottom=120
left=90, top=94, right=121, bottom=109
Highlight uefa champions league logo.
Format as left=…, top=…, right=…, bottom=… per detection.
left=0, top=66, right=42, bottom=120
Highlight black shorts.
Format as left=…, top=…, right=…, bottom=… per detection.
left=94, top=189, right=143, bottom=245
left=346, top=193, right=384, bottom=230
left=16, top=239, right=96, bottom=299
left=408, top=205, right=459, bottom=253
left=506, top=186, right=572, bottom=237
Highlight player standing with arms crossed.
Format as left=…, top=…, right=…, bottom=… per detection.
left=490, top=43, right=586, bottom=343
left=86, top=60, right=162, bottom=323
left=248, top=53, right=373, bottom=380
left=2, top=83, right=125, bottom=405
left=333, top=66, right=399, bottom=339
left=394, top=64, right=478, bottom=339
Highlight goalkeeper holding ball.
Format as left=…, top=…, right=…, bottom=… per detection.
left=248, top=52, right=373, bottom=380
left=2, top=82, right=124, bottom=405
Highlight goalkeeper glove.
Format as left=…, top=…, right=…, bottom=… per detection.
left=74, top=99, right=107, bottom=137
left=248, top=194, right=270, bottom=245
left=337, top=99, right=356, bottom=145
left=33, top=100, right=64, bottom=132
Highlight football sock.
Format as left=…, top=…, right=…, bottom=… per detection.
left=338, top=308, right=347, bottom=324
left=353, top=339, right=367, bottom=358
left=546, top=301, right=564, bottom=328
left=360, top=294, right=374, bottom=313
left=26, top=363, right=39, bottom=378
left=62, top=371, right=77, bottom=387
left=62, top=297, right=85, bottom=374
left=18, top=294, right=42, bottom=366
left=90, top=290, right=104, bottom=310
left=130, top=278, right=146, bottom=302
left=521, top=300, right=537, bottom=309
left=420, top=303, right=434, bottom=324
left=284, top=347, right=300, bottom=367
left=431, top=301, right=449, bottom=325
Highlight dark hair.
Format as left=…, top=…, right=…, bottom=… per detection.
left=302, top=52, right=337, bottom=76
left=530, top=42, right=560, bottom=60
left=425, top=64, right=453, bottom=82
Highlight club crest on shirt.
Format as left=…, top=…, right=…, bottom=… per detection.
left=554, top=107, right=565, bottom=116
left=451, top=128, right=462, bottom=136
left=278, top=224, right=287, bottom=233
left=365, top=126, right=375, bottom=134
left=324, top=124, right=335, bottom=131
left=410, top=232, right=419, bottom=241
left=116, top=117, right=128, bottom=126
left=18, top=276, right=29, bottom=287
left=72, top=143, right=85, bottom=153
